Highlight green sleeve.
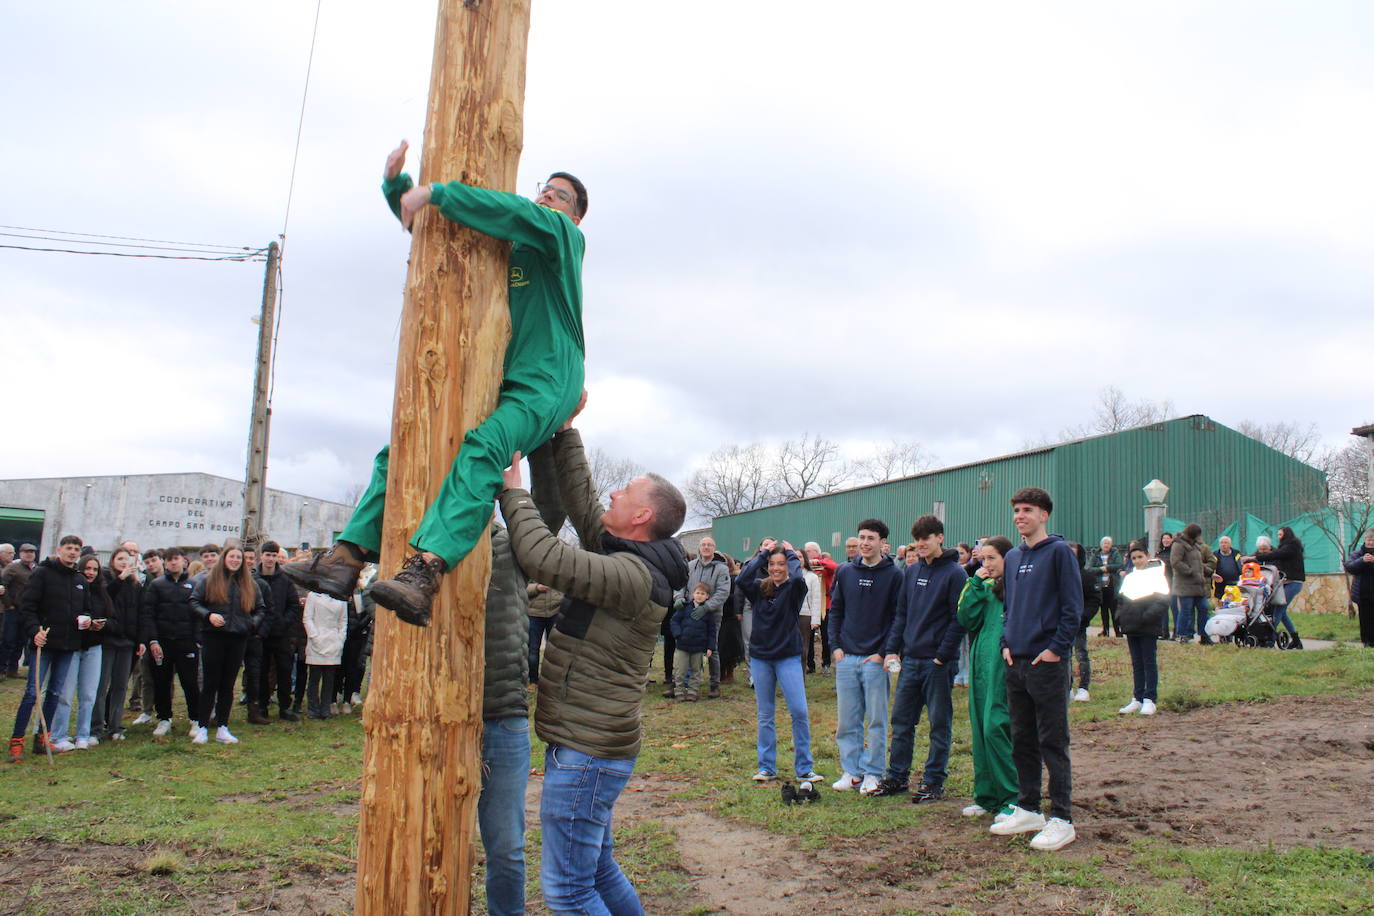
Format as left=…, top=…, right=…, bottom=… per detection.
left=382, top=173, right=414, bottom=224
left=956, top=576, right=990, bottom=632
left=429, top=181, right=579, bottom=259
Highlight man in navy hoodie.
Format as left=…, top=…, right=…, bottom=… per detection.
left=873, top=515, right=967, bottom=801
left=989, top=486, right=1081, bottom=851
left=827, top=519, right=902, bottom=795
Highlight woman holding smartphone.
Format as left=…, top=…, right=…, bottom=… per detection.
left=50, top=554, right=108, bottom=751
left=190, top=541, right=265, bottom=745
left=735, top=538, right=821, bottom=784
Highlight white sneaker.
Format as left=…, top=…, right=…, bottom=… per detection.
left=215, top=726, right=239, bottom=745
left=187, top=721, right=200, bottom=738
left=1140, top=699, right=1157, bottom=716
left=131, top=713, right=153, bottom=726
left=341, top=702, right=352, bottom=715
left=1072, top=687, right=1090, bottom=702
left=152, top=719, right=172, bottom=737
left=191, top=726, right=208, bottom=745
left=832, top=772, right=861, bottom=791
left=329, top=702, right=339, bottom=715
left=86, top=735, right=99, bottom=746
left=751, top=769, right=776, bottom=782
left=1029, top=817, right=1077, bottom=851
left=1118, top=699, right=1142, bottom=714
left=52, top=738, right=76, bottom=753
left=110, top=732, right=125, bottom=741
left=859, top=774, right=881, bottom=795
left=962, top=803, right=988, bottom=817
left=74, top=738, right=90, bottom=750
left=989, top=805, right=1046, bottom=835
left=993, top=805, right=1016, bottom=824
left=350, top=692, right=363, bottom=706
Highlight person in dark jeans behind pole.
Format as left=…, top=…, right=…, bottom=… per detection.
left=255, top=543, right=302, bottom=721
left=990, top=487, right=1082, bottom=852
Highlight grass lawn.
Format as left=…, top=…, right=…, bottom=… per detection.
left=0, top=629, right=1372, bottom=914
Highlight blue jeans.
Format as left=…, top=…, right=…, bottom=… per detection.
left=11, top=648, right=74, bottom=739
left=750, top=654, right=813, bottom=777
left=479, top=716, right=530, bottom=916
left=1174, top=596, right=1210, bottom=640
left=52, top=644, right=102, bottom=741
left=885, top=657, right=954, bottom=787
left=1273, top=582, right=1302, bottom=634
left=1126, top=635, right=1158, bottom=702
left=540, top=744, right=641, bottom=915
left=834, top=654, right=889, bottom=778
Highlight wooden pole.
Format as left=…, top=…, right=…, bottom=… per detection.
left=355, top=3, right=531, bottom=914
left=240, top=240, right=279, bottom=550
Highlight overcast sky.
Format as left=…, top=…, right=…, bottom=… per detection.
left=3, top=2, right=1370, bottom=521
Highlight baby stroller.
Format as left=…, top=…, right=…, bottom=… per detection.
left=1207, top=563, right=1290, bottom=649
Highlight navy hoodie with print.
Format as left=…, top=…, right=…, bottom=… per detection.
left=736, top=549, right=806, bottom=660
left=883, top=548, right=968, bottom=662
left=828, top=554, right=902, bottom=657
left=1002, top=534, right=1083, bottom=659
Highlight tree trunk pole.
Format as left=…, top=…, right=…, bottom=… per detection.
left=356, top=3, right=530, bottom=914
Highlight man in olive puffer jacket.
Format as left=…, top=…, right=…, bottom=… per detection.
left=499, top=417, right=687, bottom=916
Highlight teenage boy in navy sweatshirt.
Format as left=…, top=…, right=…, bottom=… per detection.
left=990, top=486, right=1081, bottom=851
left=828, top=519, right=903, bottom=795
left=873, top=515, right=967, bottom=801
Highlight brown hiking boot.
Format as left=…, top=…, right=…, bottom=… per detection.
left=369, top=553, right=447, bottom=627
left=247, top=706, right=272, bottom=725
left=281, top=543, right=365, bottom=601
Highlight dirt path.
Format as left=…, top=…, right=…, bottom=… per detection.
left=585, top=690, right=1374, bottom=914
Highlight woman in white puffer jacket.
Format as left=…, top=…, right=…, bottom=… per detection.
left=303, top=591, right=347, bottom=719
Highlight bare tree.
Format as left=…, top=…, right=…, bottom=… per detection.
left=1032, top=386, right=1176, bottom=447
left=852, top=439, right=938, bottom=484
left=585, top=447, right=644, bottom=506
left=1236, top=420, right=1323, bottom=466
left=1325, top=440, right=1371, bottom=506
left=686, top=443, right=778, bottom=520
left=340, top=482, right=367, bottom=506
left=775, top=432, right=851, bottom=501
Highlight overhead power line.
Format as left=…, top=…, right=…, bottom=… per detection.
left=0, top=243, right=268, bottom=262
left=0, top=224, right=252, bottom=253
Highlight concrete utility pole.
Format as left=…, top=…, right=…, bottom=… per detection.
left=240, top=240, right=280, bottom=549
left=355, top=3, right=531, bottom=914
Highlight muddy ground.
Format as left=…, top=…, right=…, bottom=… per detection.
left=2, top=692, right=1370, bottom=914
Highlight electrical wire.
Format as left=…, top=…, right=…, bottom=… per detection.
left=0, top=243, right=267, bottom=262
left=269, top=0, right=324, bottom=409
left=0, top=224, right=255, bottom=253
left=0, top=230, right=257, bottom=256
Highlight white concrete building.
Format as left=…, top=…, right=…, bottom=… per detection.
left=0, top=473, right=353, bottom=557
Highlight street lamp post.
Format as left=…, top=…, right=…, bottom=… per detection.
left=1143, top=479, right=1169, bottom=558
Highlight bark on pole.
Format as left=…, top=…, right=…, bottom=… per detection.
left=356, top=3, right=531, bottom=913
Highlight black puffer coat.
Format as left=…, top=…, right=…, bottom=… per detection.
left=18, top=558, right=92, bottom=652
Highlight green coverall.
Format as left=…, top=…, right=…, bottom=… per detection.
left=955, top=575, right=1019, bottom=813
left=337, top=174, right=586, bottom=568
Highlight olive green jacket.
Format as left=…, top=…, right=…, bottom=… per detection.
left=500, top=429, right=687, bottom=759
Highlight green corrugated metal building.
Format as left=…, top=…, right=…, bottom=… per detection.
left=711, top=415, right=1327, bottom=560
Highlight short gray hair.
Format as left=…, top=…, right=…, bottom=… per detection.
left=645, top=473, right=686, bottom=540
left=1255, top=535, right=1272, bottom=550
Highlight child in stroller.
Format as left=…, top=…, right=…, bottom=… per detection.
left=1207, top=563, right=1292, bottom=649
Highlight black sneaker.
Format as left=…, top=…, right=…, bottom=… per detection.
left=370, top=553, right=447, bottom=626
left=911, top=781, right=944, bottom=804
left=866, top=776, right=909, bottom=798
left=279, top=708, right=299, bottom=722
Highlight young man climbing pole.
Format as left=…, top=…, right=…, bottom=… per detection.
left=284, top=141, right=588, bottom=626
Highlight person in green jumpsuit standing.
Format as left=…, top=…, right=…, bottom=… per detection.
left=954, top=536, right=1018, bottom=820
left=284, top=141, right=587, bottom=626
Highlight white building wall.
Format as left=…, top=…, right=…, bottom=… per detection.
left=0, top=473, right=352, bottom=557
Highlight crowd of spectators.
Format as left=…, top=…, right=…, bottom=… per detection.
left=1, top=536, right=371, bottom=760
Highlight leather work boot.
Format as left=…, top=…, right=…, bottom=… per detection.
left=370, top=553, right=448, bottom=627
left=247, top=706, right=272, bottom=725
left=281, top=543, right=365, bottom=601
